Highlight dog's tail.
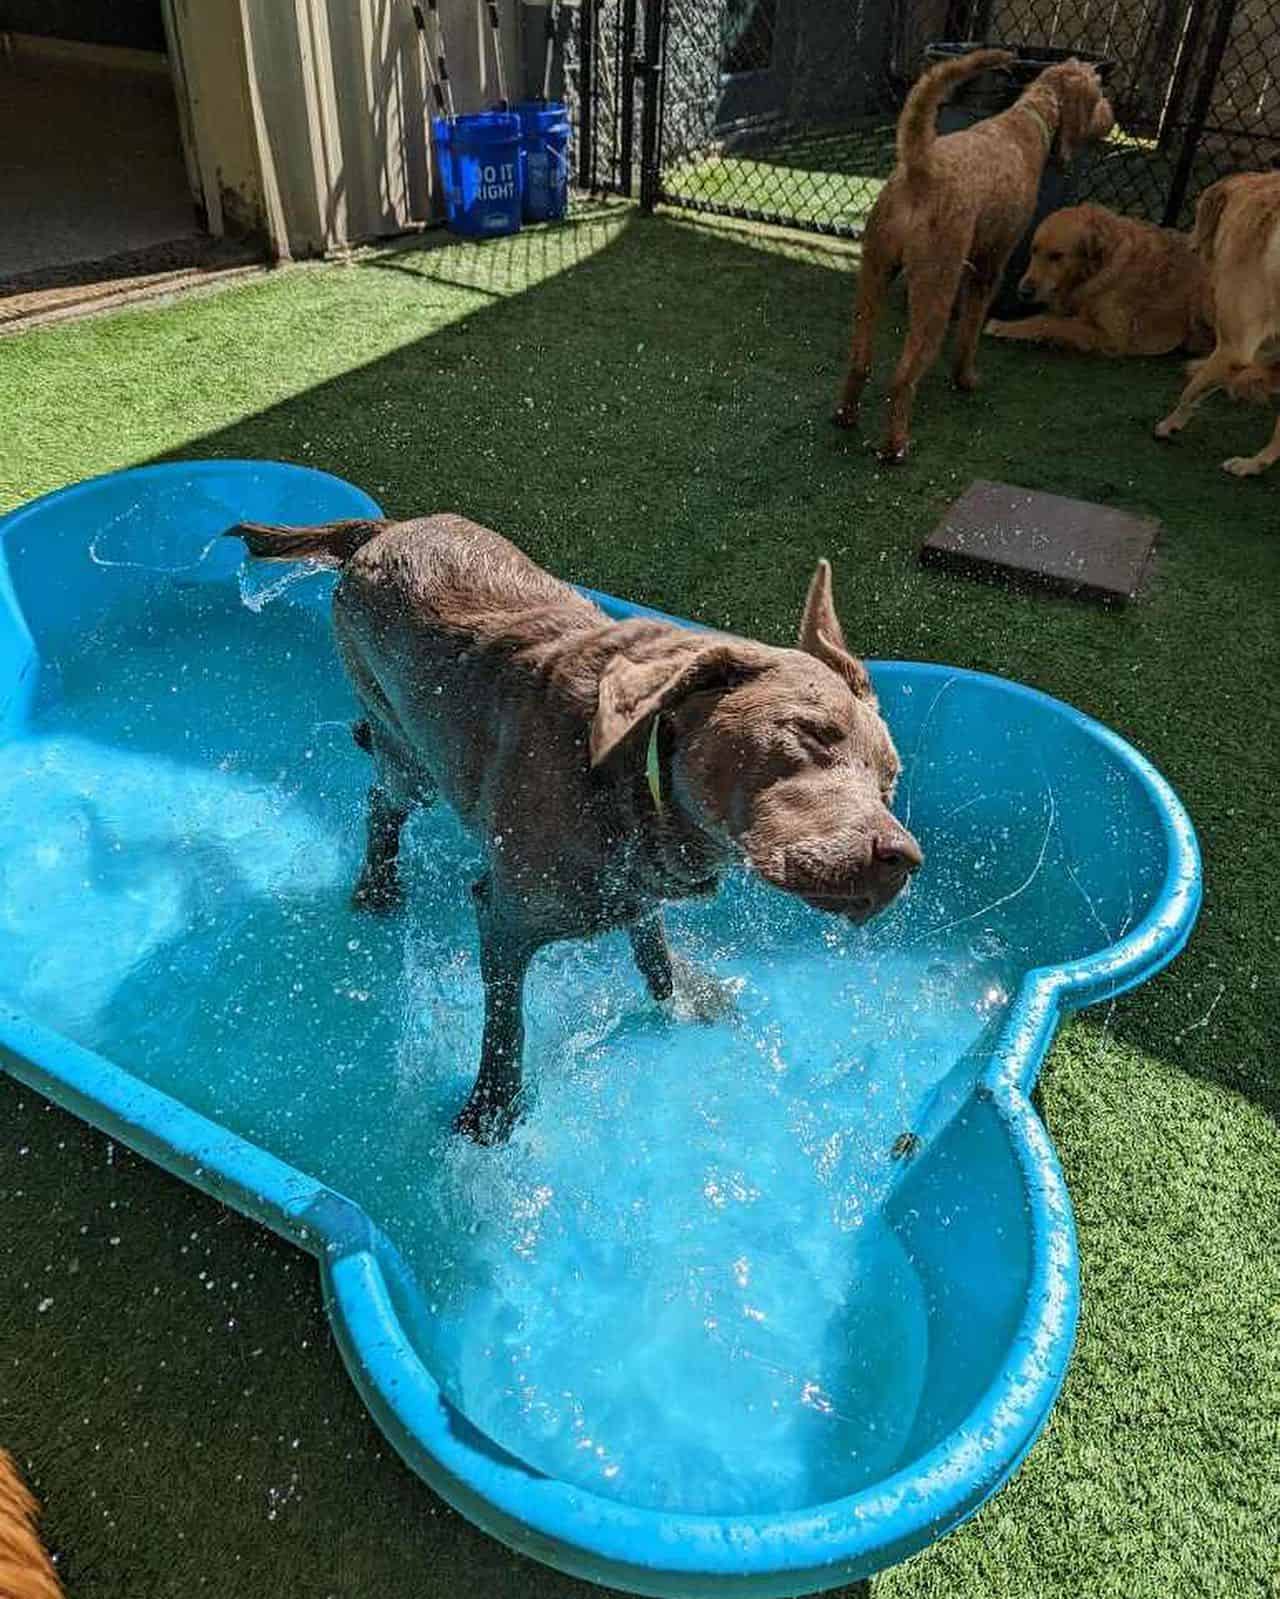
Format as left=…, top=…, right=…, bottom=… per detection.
left=225, top=518, right=388, bottom=567
left=1190, top=178, right=1233, bottom=268
left=897, top=47, right=1015, bottom=181
left=0, top=1450, right=65, bottom=1599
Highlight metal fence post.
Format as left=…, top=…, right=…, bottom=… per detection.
left=1162, top=0, right=1239, bottom=225
left=1151, top=0, right=1207, bottom=149
left=577, top=0, right=596, bottom=190
left=637, top=0, right=665, bottom=212
left=618, top=0, right=638, bottom=196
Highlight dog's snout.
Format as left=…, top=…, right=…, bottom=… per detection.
left=1018, top=278, right=1037, bottom=302
left=873, top=826, right=923, bottom=873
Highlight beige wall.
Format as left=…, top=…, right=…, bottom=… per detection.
left=163, top=0, right=264, bottom=238
left=168, top=0, right=524, bottom=258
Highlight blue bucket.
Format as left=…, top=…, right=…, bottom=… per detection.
left=516, top=100, right=570, bottom=222
left=432, top=112, right=522, bottom=239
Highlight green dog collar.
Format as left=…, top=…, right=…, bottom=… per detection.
left=646, top=716, right=664, bottom=815
left=1019, top=104, right=1054, bottom=154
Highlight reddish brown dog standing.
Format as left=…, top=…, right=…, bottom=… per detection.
left=985, top=202, right=1213, bottom=356
left=231, top=517, right=922, bottom=1144
left=833, top=47, right=1114, bottom=461
left=0, top=1452, right=63, bottom=1599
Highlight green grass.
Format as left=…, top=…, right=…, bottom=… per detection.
left=654, top=121, right=1214, bottom=236
left=1, top=204, right=1278, bottom=1599
left=660, top=122, right=897, bottom=230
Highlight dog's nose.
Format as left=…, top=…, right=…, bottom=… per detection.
left=873, top=827, right=923, bottom=873
left=1017, top=279, right=1037, bottom=302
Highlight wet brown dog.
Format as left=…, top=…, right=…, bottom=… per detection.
left=0, top=1451, right=63, bottom=1599
left=985, top=202, right=1213, bottom=356
left=1155, top=171, right=1280, bottom=476
left=833, top=47, right=1114, bottom=461
left=230, top=516, right=922, bottom=1143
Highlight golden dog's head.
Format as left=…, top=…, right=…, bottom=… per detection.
left=1018, top=203, right=1116, bottom=307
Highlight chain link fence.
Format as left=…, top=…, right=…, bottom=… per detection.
left=569, top=0, right=1280, bottom=234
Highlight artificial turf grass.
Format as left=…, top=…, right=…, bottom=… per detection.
left=0, top=206, right=1277, bottom=1599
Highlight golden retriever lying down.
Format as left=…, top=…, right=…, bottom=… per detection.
left=0, top=1451, right=63, bottom=1599
left=986, top=203, right=1213, bottom=356
left=1155, top=171, right=1280, bottom=476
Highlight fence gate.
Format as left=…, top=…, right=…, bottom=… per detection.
left=569, top=0, right=1280, bottom=234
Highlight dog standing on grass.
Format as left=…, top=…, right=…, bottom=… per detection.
left=833, top=47, right=1114, bottom=462
left=0, top=1451, right=63, bottom=1599
left=1155, top=170, right=1280, bottom=476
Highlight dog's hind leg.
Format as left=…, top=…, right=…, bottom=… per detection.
left=834, top=227, right=897, bottom=430
left=1155, top=347, right=1239, bottom=438
left=1223, top=412, right=1280, bottom=476
left=951, top=258, right=1005, bottom=390
left=880, top=253, right=966, bottom=462
left=349, top=716, right=437, bottom=913
left=454, top=877, right=534, bottom=1145
left=352, top=783, right=412, bottom=913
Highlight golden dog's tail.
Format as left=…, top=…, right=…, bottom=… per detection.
left=1190, top=178, right=1233, bottom=268
left=897, top=47, right=1014, bottom=181
left=225, top=518, right=388, bottom=566
left=0, top=1451, right=64, bottom=1599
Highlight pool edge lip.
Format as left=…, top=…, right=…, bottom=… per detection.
left=0, top=463, right=1204, bottom=1596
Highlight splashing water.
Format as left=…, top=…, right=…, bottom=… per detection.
left=236, top=558, right=330, bottom=614
left=0, top=577, right=1119, bottom=1517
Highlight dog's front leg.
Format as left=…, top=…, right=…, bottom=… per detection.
left=985, top=314, right=1105, bottom=352
left=454, top=878, right=534, bottom=1145
left=629, top=915, right=734, bottom=1023
left=629, top=914, right=676, bottom=1002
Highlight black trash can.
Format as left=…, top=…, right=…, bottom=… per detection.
left=923, top=43, right=1113, bottom=320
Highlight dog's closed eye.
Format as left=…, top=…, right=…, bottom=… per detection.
left=791, top=720, right=845, bottom=754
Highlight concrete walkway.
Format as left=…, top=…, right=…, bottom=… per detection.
left=0, top=50, right=201, bottom=286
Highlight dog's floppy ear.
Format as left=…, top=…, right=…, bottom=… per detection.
left=798, top=559, right=874, bottom=699
left=1080, top=205, right=1112, bottom=271
left=1054, top=62, right=1113, bottom=166
left=590, top=640, right=762, bottom=768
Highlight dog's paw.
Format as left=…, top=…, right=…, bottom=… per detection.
left=351, top=871, right=403, bottom=915
left=666, top=956, right=738, bottom=1024
left=952, top=370, right=980, bottom=393
left=831, top=405, right=858, bottom=431
left=984, top=319, right=1011, bottom=338
left=876, top=441, right=909, bottom=466
left=453, top=1089, right=524, bottom=1146
left=1222, top=454, right=1267, bottom=477
left=1153, top=417, right=1182, bottom=441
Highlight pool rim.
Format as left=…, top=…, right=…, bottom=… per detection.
left=0, top=462, right=1203, bottom=1595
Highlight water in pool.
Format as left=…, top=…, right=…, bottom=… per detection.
left=1, top=572, right=1064, bottom=1515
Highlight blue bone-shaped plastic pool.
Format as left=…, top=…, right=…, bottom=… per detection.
left=0, top=464, right=1200, bottom=1596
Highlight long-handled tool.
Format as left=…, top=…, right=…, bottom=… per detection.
left=483, top=0, right=510, bottom=110
left=409, top=0, right=452, bottom=121
left=409, top=0, right=457, bottom=121
left=541, top=0, right=562, bottom=101
left=424, top=0, right=457, bottom=121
